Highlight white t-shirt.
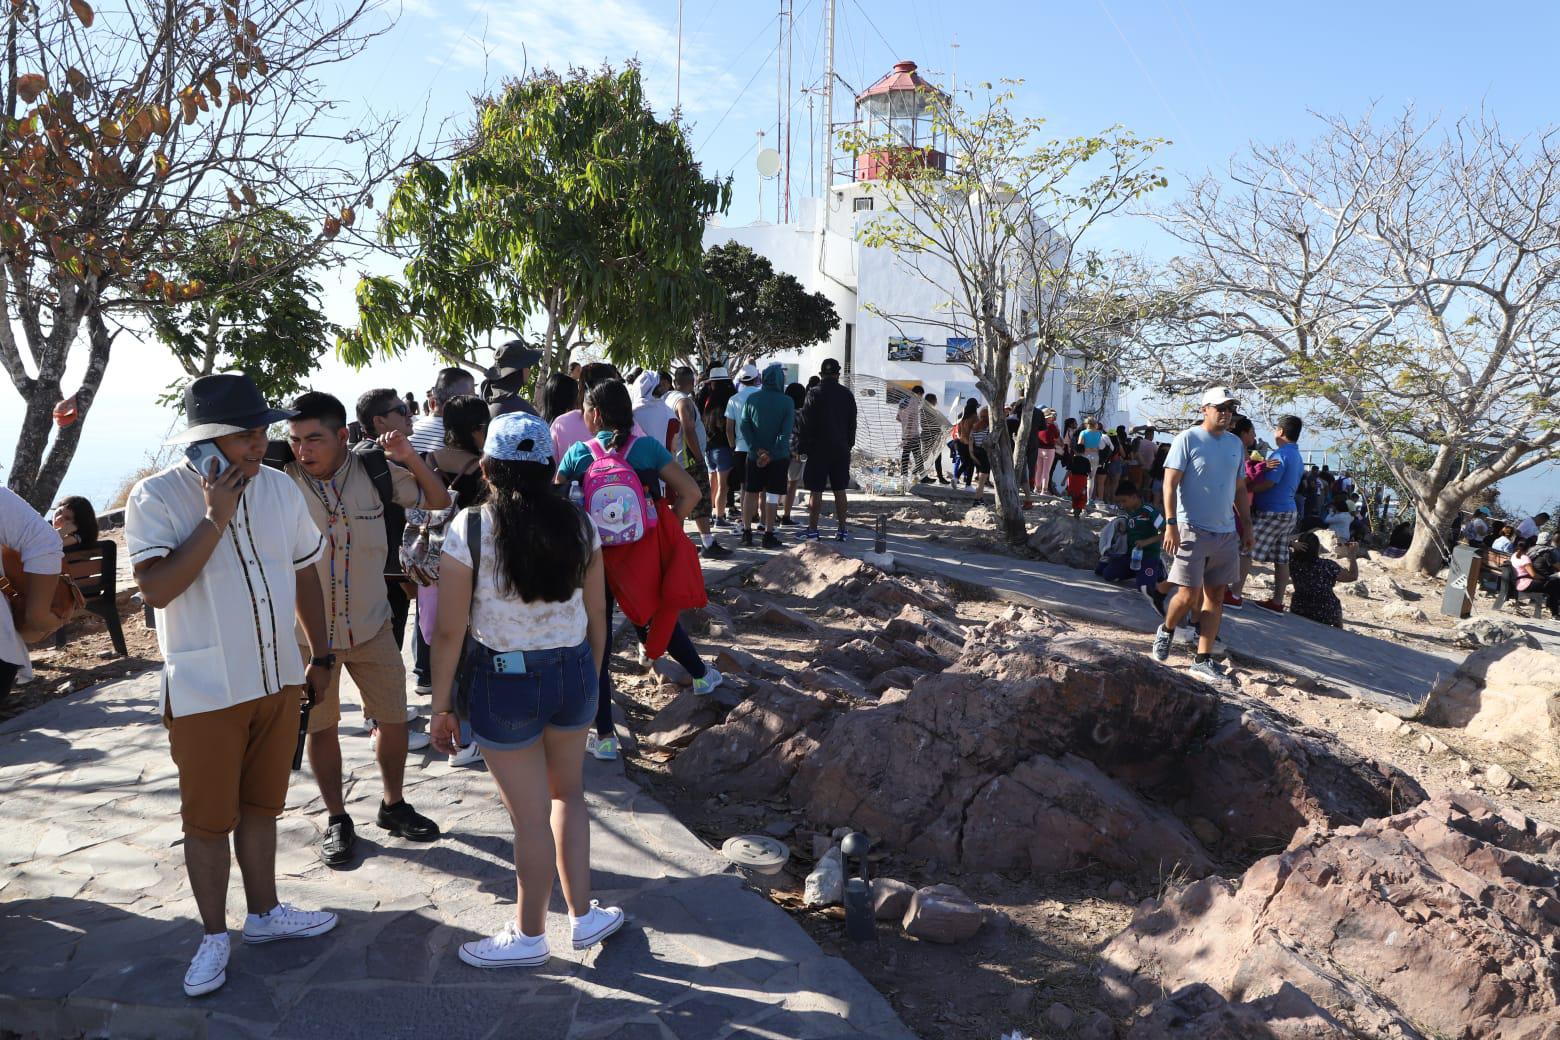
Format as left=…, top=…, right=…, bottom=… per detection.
left=0, top=487, right=64, bottom=680
left=1517, top=517, right=1540, bottom=540
left=633, top=396, right=675, bottom=454
left=441, top=506, right=601, bottom=653
left=409, top=414, right=445, bottom=454
left=663, top=389, right=705, bottom=460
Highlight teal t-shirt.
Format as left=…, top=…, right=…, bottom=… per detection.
left=1127, top=504, right=1164, bottom=560
left=558, top=431, right=674, bottom=492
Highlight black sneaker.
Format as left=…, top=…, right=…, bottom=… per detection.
left=318, top=815, right=356, bottom=867
left=702, top=540, right=732, bottom=559
left=776, top=516, right=797, bottom=527
left=377, top=799, right=440, bottom=841
left=739, top=529, right=753, bottom=547
left=919, top=476, right=936, bottom=484
left=761, top=532, right=783, bottom=550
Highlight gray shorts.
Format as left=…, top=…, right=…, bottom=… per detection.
left=1167, top=527, right=1240, bottom=590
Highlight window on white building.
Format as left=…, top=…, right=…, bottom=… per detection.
left=853, top=197, right=874, bottom=212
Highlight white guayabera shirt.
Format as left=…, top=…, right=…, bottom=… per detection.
left=126, top=463, right=324, bottom=718
left=0, top=487, right=64, bottom=682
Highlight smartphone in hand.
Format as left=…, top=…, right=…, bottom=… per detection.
left=184, top=440, right=228, bottom=479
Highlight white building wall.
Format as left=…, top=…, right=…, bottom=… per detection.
left=703, top=185, right=1125, bottom=427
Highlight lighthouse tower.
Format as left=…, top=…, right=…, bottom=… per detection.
left=853, top=60, right=949, bottom=182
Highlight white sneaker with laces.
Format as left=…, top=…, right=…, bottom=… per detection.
left=449, top=740, right=483, bottom=767
left=459, top=922, right=550, bottom=968
left=571, top=901, right=625, bottom=950
left=183, top=933, right=229, bottom=997
left=242, top=903, right=339, bottom=944
left=374, top=727, right=432, bottom=752
left=404, top=704, right=421, bottom=722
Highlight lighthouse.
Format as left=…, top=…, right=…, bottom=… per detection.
left=853, top=60, right=949, bottom=182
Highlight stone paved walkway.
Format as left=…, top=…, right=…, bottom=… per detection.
left=0, top=670, right=913, bottom=1040
left=846, top=528, right=1466, bottom=713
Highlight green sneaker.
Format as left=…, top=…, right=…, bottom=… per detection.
left=692, top=669, right=724, bottom=696
left=590, top=734, right=619, bottom=761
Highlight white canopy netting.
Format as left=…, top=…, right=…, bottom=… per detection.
left=841, top=372, right=955, bottom=493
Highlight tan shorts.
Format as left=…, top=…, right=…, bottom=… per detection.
left=1167, top=527, right=1240, bottom=590
left=165, top=686, right=302, bottom=839
left=299, top=621, right=408, bottom=734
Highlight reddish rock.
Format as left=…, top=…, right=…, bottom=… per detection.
left=901, top=883, right=983, bottom=943
left=652, top=656, right=692, bottom=685
left=714, top=647, right=756, bottom=675
left=642, top=690, right=728, bottom=750
left=1125, top=983, right=1354, bottom=1039
left=670, top=682, right=834, bottom=799
left=791, top=666, right=869, bottom=702
left=884, top=604, right=966, bottom=658
left=870, top=877, right=915, bottom=920
left=866, top=667, right=925, bottom=695
left=753, top=541, right=876, bottom=599
left=960, top=753, right=1214, bottom=877
left=1173, top=702, right=1426, bottom=854
left=751, top=603, right=822, bottom=634
left=1101, top=792, right=1560, bottom=1039
left=1425, top=644, right=1560, bottom=767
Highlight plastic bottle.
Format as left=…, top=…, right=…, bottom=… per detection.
left=1130, top=547, right=1143, bottom=571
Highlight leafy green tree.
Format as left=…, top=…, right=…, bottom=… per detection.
left=151, top=210, right=335, bottom=408
left=840, top=83, right=1167, bottom=544
left=689, top=240, right=838, bottom=372
left=343, top=64, right=731, bottom=378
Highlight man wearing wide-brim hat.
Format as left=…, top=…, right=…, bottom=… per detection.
left=127, top=373, right=339, bottom=998
left=483, top=338, right=543, bottom=419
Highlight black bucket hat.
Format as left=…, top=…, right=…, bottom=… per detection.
left=165, top=373, right=296, bottom=444
left=492, top=339, right=543, bottom=379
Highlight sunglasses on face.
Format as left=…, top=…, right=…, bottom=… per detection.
left=1211, top=403, right=1237, bottom=414
left=379, top=404, right=409, bottom=418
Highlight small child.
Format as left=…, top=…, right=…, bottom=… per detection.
left=1065, top=452, right=1093, bottom=516
left=1117, top=481, right=1169, bottom=613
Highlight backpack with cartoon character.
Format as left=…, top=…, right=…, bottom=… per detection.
left=583, top=436, right=657, bottom=546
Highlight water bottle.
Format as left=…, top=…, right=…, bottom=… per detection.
left=1130, top=547, right=1143, bottom=571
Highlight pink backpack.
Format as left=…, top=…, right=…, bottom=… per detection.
left=583, top=437, right=657, bottom=546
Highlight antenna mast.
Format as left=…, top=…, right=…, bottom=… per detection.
left=675, top=0, right=683, bottom=112
left=820, top=0, right=834, bottom=200
left=784, top=0, right=793, bottom=222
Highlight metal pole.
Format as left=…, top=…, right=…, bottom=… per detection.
left=821, top=0, right=834, bottom=199
left=777, top=3, right=784, bottom=225
left=784, top=0, right=793, bottom=223
left=875, top=514, right=887, bottom=554
left=675, top=0, right=683, bottom=113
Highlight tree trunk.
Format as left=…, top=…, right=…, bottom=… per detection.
left=988, top=428, right=1027, bottom=545
left=1400, top=496, right=1462, bottom=577
left=5, top=385, right=60, bottom=510
left=5, top=311, right=114, bottom=512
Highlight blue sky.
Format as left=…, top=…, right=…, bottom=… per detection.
left=6, top=0, right=1559, bottom=511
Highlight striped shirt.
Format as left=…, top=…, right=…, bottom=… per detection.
left=127, top=463, right=325, bottom=717
left=409, top=415, right=445, bottom=454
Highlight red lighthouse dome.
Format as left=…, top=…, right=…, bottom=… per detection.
left=853, top=60, right=949, bottom=182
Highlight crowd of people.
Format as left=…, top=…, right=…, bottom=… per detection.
left=9, top=340, right=1555, bottom=1001
left=0, top=341, right=874, bottom=998
left=1460, top=506, right=1558, bottom=617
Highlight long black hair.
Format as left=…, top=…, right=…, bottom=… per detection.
left=586, top=379, right=635, bottom=451
left=481, top=457, right=592, bottom=603
left=442, top=394, right=489, bottom=454
left=542, top=373, right=579, bottom=424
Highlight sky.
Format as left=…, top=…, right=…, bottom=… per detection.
left=4, top=0, right=1559, bottom=511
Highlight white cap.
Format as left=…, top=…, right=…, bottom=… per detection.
left=1200, top=386, right=1239, bottom=408
left=739, top=363, right=761, bottom=382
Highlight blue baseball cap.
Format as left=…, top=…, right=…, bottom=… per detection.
left=484, top=411, right=554, bottom=464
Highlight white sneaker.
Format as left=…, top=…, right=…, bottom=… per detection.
left=241, top=903, right=338, bottom=944
left=449, top=740, right=483, bottom=767
left=414, top=682, right=432, bottom=695
left=183, top=933, right=229, bottom=997
left=571, top=901, right=625, bottom=950
left=373, top=727, right=432, bottom=752
left=404, top=704, right=421, bottom=723
left=459, top=922, right=550, bottom=968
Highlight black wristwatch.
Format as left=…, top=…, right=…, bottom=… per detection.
left=310, top=653, right=337, bottom=669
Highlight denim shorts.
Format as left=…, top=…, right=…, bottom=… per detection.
left=465, top=640, right=596, bottom=751
left=707, top=445, right=734, bottom=474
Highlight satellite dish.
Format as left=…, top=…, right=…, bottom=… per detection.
left=756, top=148, right=781, bottom=179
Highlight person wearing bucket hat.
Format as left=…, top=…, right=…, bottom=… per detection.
left=126, top=373, right=340, bottom=997
left=428, top=410, right=626, bottom=966
left=722, top=363, right=764, bottom=514
left=484, top=339, right=544, bottom=419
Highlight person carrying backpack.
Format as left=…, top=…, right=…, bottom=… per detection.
left=555, top=379, right=723, bottom=761
left=428, top=410, right=624, bottom=968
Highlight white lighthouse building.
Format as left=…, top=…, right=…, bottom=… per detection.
left=703, top=58, right=1124, bottom=426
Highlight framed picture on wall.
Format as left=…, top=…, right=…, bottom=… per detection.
left=944, top=338, right=975, bottom=364
left=887, top=336, right=925, bottom=362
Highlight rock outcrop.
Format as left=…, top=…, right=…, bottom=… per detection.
left=1026, top=513, right=1106, bottom=570
left=1425, top=643, right=1560, bottom=767
left=1101, top=792, right=1560, bottom=1040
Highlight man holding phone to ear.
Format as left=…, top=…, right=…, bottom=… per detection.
left=127, top=373, right=339, bottom=998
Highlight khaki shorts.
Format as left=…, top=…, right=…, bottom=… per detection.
left=299, top=621, right=408, bottom=734
left=1167, top=527, right=1240, bottom=590
left=165, top=686, right=302, bottom=839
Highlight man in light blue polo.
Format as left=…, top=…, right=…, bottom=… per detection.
left=1152, top=386, right=1253, bottom=683
left=1251, top=414, right=1305, bottom=611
